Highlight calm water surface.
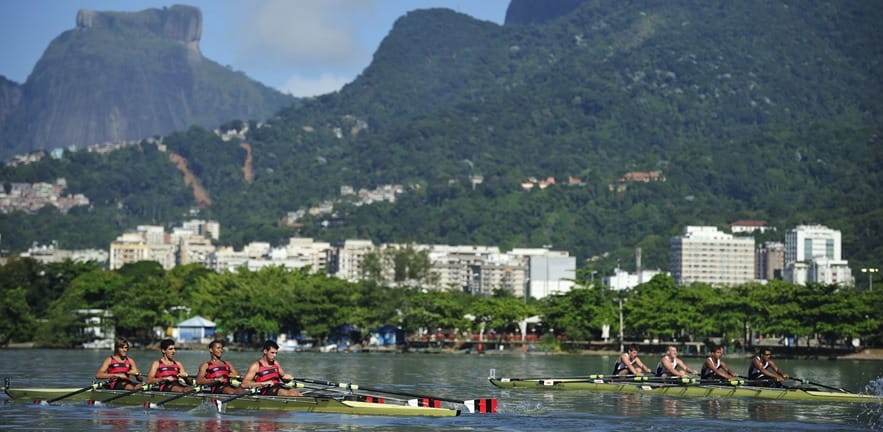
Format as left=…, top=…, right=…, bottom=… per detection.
left=1, top=349, right=882, bottom=431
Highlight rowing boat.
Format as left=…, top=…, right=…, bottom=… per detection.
left=4, top=387, right=460, bottom=417
left=488, top=375, right=883, bottom=404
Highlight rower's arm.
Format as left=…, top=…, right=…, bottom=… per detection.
left=241, top=362, right=261, bottom=388
left=195, top=362, right=212, bottom=385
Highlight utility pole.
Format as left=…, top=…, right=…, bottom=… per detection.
left=619, top=297, right=624, bottom=353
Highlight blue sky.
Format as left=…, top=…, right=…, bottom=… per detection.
left=0, top=0, right=509, bottom=97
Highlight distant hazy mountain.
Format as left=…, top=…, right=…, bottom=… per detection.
left=0, top=5, right=293, bottom=160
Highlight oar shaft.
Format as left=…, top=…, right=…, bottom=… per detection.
left=152, top=386, right=202, bottom=406
left=44, top=383, right=99, bottom=403
left=98, top=384, right=149, bottom=403
left=789, top=377, right=851, bottom=393
left=294, top=378, right=463, bottom=404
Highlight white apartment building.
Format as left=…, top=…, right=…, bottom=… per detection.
left=180, top=219, right=220, bottom=241
left=784, top=224, right=853, bottom=286
left=109, top=232, right=151, bottom=270
left=511, top=248, right=577, bottom=299
left=670, top=226, right=755, bottom=285
left=335, top=239, right=375, bottom=282
left=605, top=267, right=665, bottom=290
left=426, top=245, right=530, bottom=296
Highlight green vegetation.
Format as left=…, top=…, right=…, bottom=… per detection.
left=2, top=1, right=880, bottom=277
left=2, top=258, right=880, bottom=349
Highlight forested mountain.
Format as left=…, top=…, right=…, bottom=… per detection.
left=1, top=0, right=881, bottom=276
left=0, top=5, right=294, bottom=159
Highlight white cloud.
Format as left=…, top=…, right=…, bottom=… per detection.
left=281, top=73, right=354, bottom=97
left=230, top=0, right=376, bottom=72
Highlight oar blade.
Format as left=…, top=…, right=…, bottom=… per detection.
left=215, top=398, right=226, bottom=414
left=464, top=398, right=498, bottom=414
left=408, top=397, right=498, bottom=414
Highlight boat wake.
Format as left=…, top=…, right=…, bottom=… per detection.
left=504, top=400, right=546, bottom=415
left=860, top=377, right=883, bottom=430
left=866, top=377, right=883, bottom=396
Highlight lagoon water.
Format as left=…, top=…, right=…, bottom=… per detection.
left=1, top=349, right=882, bottom=431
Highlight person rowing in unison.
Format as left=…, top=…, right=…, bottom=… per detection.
left=147, top=339, right=193, bottom=393
left=196, top=340, right=246, bottom=395
left=655, top=345, right=699, bottom=377
left=241, top=340, right=302, bottom=396
left=747, top=349, right=789, bottom=386
left=95, top=337, right=142, bottom=390
left=613, top=344, right=653, bottom=376
left=700, top=345, right=738, bottom=380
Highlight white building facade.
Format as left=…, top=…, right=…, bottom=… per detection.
left=670, top=226, right=755, bottom=286
left=784, top=224, right=853, bottom=286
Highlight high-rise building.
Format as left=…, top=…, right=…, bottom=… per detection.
left=755, top=241, right=785, bottom=281
left=670, top=226, right=755, bottom=285
left=784, top=225, right=853, bottom=286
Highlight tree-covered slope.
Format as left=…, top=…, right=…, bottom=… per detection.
left=1, top=1, right=881, bottom=274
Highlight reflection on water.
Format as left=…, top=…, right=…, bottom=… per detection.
left=0, top=350, right=880, bottom=431
left=747, top=400, right=789, bottom=421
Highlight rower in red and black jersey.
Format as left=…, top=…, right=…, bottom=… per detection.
left=146, top=339, right=193, bottom=393
left=196, top=340, right=246, bottom=395
left=242, top=340, right=302, bottom=396
left=95, top=337, right=142, bottom=390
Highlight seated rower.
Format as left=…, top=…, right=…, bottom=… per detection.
left=196, top=340, right=246, bottom=395
left=95, top=337, right=142, bottom=390
left=747, top=349, right=789, bottom=386
left=655, top=345, right=698, bottom=378
left=613, top=344, right=652, bottom=376
left=242, top=340, right=301, bottom=396
left=147, top=339, right=193, bottom=393
left=700, top=345, right=737, bottom=380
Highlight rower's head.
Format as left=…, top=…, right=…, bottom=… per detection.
left=208, top=340, right=225, bottom=357
left=666, top=345, right=678, bottom=358
left=114, top=337, right=131, bottom=356
left=627, top=344, right=640, bottom=358
left=160, top=339, right=176, bottom=358
left=262, top=340, right=280, bottom=363
left=759, top=349, right=773, bottom=358
left=710, top=345, right=725, bottom=358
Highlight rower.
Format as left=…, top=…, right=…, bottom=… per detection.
left=196, top=340, right=246, bottom=395
left=747, top=349, right=789, bottom=386
left=146, top=339, right=193, bottom=393
left=655, top=345, right=698, bottom=377
left=613, top=344, right=652, bottom=376
left=700, top=345, right=737, bottom=380
left=95, top=337, right=142, bottom=390
left=241, top=340, right=302, bottom=396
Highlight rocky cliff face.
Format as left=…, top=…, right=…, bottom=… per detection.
left=0, top=76, right=22, bottom=137
left=0, top=5, right=292, bottom=160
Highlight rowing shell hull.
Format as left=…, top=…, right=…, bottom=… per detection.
left=4, top=388, right=460, bottom=417
left=488, top=377, right=883, bottom=404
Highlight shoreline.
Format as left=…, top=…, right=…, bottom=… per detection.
left=4, top=343, right=883, bottom=360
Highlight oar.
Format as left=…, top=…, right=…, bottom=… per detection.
left=293, top=377, right=497, bottom=413
left=36, top=383, right=101, bottom=405
left=144, top=385, right=202, bottom=409
left=90, top=383, right=151, bottom=406
left=788, top=377, right=851, bottom=393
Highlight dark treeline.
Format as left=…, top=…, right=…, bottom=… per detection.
left=2, top=257, right=880, bottom=350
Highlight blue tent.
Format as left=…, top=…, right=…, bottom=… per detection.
left=370, top=325, right=405, bottom=346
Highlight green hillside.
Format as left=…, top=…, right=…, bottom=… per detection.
left=1, top=1, right=881, bottom=275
